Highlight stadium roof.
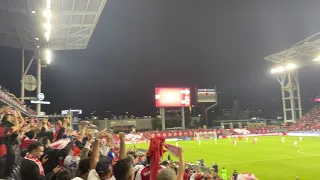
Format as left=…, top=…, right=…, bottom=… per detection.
left=265, top=32, right=320, bottom=66
left=0, top=0, right=107, bottom=51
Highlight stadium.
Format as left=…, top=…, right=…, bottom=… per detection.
left=1, top=1, right=320, bottom=180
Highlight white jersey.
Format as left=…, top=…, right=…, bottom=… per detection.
left=176, top=141, right=179, bottom=147
left=254, top=138, right=258, bottom=142
left=294, top=141, right=298, bottom=147
left=300, top=137, right=303, bottom=142
left=282, top=137, right=285, bottom=143
left=245, top=137, right=248, bottom=142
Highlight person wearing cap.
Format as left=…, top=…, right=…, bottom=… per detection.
left=87, top=132, right=125, bottom=180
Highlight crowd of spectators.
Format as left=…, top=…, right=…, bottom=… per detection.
left=0, top=104, right=257, bottom=180
left=291, top=105, right=320, bottom=131
left=0, top=86, right=36, bottom=116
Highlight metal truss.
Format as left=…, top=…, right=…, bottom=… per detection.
left=274, top=71, right=302, bottom=123
left=265, top=32, right=320, bottom=66
left=265, top=32, right=320, bottom=123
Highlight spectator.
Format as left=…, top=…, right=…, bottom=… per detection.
left=0, top=109, right=22, bottom=177
left=41, top=119, right=73, bottom=175
left=20, top=141, right=62, bottom=180
left=74, top=157, right=92, bottom=180
left=157, top=147, right=184, bottom=180
left=135, top=136, right=166, bottom=180
left=56, top=169, right=72, bottom=180
left=113, top=157, right=134, bottom=180
left=87, top=132, right=122, bottom=180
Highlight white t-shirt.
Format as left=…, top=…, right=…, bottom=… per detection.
left=71, top=177, right=84, bottom=180
left=87, top=169, right=101, bottom=180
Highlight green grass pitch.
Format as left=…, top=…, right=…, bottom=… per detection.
left=129, top=136, right=320, bottom=180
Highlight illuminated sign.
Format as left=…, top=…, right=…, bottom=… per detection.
left=314, top=97, right=320, bottom=102
left=155, top=88, right=191, bottom=107
left=197, top=89, right=217, bottom=103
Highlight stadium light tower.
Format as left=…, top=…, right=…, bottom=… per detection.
left=265, top=32, right=320, bottom=123
left=270, top=63, right=302, bottom=123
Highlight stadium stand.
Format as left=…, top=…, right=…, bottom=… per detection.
left=291, top=105, right=320, bottom=131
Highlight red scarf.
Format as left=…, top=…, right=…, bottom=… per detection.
left=147, top=136, right=166, bottom=180
left=24, top=153, right=45, bottom=176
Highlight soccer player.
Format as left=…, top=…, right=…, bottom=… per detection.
left=233, top=140, right=237, bottom=147
left=197, top=133, right=201, bottom=145
left=176, top=141, right=179, bottom=147
left=213, top=137, right=217, bottom=144
left=294, top=140, right=298, bottom=147
left=245, top=136, right=249, bottom=142
left=299, top=137, right=303, bottom=142
left=282, top=136, right=285, bottom=143
left=253, top=137, right=257, bottom=144
left=221, top=167, right=227, bottom=180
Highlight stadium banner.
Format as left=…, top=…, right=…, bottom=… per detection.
left=197, top=89, right=217, bottom=103
left=124, top=140, right=147, bottom=144
left=148, top=130, right=222, bottom=139
left=165, top=138, right=179, bottom=142
left=287, top=132, right=320, bottom=137
left=177, top=137, right=192, bottom=141
left=221, top=133, right=282, bottom=138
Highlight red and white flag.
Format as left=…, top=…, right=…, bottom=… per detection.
left=163, top=143, right=179, bottom=157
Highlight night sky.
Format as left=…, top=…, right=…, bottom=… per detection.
left=1, top=0, right=320, bottom=117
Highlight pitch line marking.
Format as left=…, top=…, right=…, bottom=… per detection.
left=221, top=153, right=320, bottom=165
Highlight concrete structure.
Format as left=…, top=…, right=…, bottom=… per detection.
left=92, top=118, right=153, bottom=132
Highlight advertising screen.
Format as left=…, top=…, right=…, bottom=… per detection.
left=314, top=96, right=320, bottom=102
left=197, top=89, right=217, bottom=103
left=155, top=88, right=191, bottom=107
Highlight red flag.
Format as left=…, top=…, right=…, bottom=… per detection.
left=164, top=143, right=179, bottom=157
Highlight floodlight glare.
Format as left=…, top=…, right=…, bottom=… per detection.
left=285, top=63, right=297, bottom=70
left=45, top=49, right=52, bottom=64
left=271, top=66, right=285, bottom=74
left=313, top=56, right=320, bottom=61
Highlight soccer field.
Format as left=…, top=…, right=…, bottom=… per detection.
left=130, top=136, right=320, bottom=180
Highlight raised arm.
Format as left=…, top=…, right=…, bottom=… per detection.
left=90, top=139, right=100, bottom=170
left=119, top=132, right=126, bottom=159
left=176, top=147, right=185, bottom=180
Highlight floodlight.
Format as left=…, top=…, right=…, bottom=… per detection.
left=313, top=56, right=320, bottom=61
left=31, top=11, right=35, bottom=14
left=285, top=63, right=297, bottom=70
left=45, top=49, right=51, bottom=64
left=270, top=66, right=285, bottom=74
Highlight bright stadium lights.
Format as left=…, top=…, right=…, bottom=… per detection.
left=45, top=49, right=52, bottom=64
left=35, top=37, right=39, bottom=40
left=271, top=63, right=298, bottom=74
left=285, top=63, right=297, bottom=70
left=31, top=11, right=36, bottom=14
left=270, top=66, right=285, bottom=74
left=313, top=56, right=320, bottom=61
left=44, top=0, right=52, bottom=42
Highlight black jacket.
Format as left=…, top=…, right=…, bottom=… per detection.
left=20, top=158, right=54, bottom=180
left=42, top=141, right=73, bottom=174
